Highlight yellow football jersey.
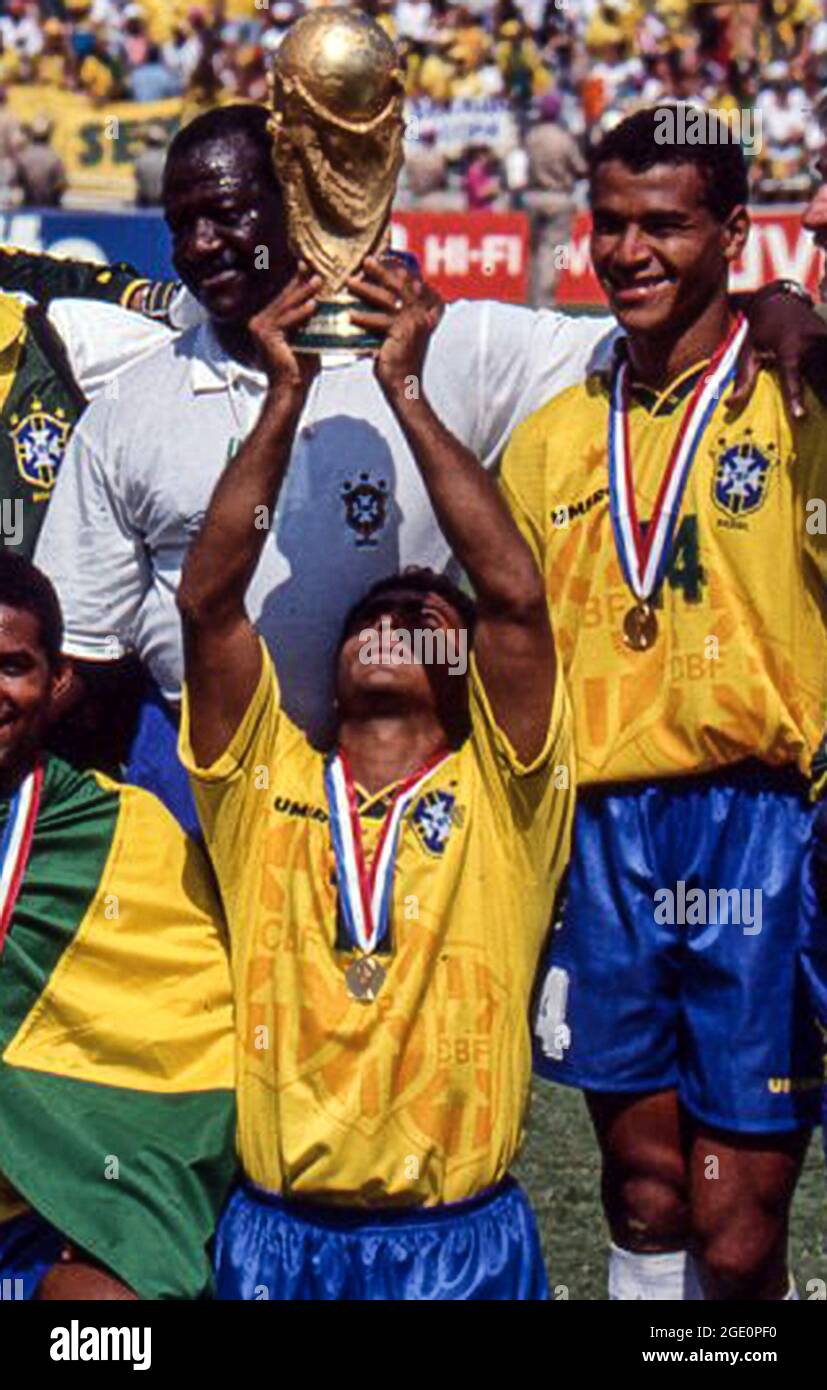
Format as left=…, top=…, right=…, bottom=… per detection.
left=501, top=359, right=827, bottom=787
left=180, top=641, right=573, bottom=1208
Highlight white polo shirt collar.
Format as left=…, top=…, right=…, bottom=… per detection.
left=190, top=321, right=268, bottom=394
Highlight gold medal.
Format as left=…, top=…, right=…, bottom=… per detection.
left=609, top=318, right=747, bottom=664
left=623, top=602, right=658, bottom=652
left=345, top=955, right=386, bottom=1003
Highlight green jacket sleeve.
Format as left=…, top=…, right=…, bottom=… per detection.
left=0, top=245, right=148, bottom=307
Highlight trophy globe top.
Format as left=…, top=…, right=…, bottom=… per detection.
left=267, top=6, right=405, bottom=349
left=273, top=7, right=403, bottom=125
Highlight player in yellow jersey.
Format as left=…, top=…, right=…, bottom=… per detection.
left=0, top=554, right=234, bottom=1300
left=795, top=109, right=827, bottom=1197
left=501, top=107, right=827, bottom=1302
left=176, top=259, right=574, bottom=1300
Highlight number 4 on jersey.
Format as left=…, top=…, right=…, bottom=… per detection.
left=643, top=515, right=706, bottom=606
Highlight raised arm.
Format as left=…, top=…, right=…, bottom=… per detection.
left=177, top=270, right=321, bottom=767
left=350, top=258, right=555, bottom=763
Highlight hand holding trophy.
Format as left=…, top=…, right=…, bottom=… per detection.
left=268, top=6, right=406, bottom=355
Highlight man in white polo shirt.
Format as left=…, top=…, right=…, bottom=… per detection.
left=34, top=105, right=615, bottom=829
left=33, top=103, right=826, bottom=832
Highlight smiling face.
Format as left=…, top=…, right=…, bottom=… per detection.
left=335, top=586, right=469, bottom=727
left=163, top=132, right=295, bottom=326
left=590, top=159, right=748, bottom=341
left=0, top=605, right=69, bottom=791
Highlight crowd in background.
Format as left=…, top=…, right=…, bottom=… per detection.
left=0, top=1, right=822, bottom=289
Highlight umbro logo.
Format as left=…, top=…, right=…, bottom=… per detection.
left=273, top=796, right=329, bottom=824
left=551, top=487, right=609, bottom=527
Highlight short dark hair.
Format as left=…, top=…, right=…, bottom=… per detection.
left=0, top=553, right=63, bottom=668
left=165, top=103, right=279, bottom=189
left=339, top=567, right=477, bottom=651
left=589, top=106, right=749, bottom=221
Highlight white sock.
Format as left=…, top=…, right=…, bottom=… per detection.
left=683, top=1250, right=706, bottom=1300
left=609, top=1243, right=698, bottom=1300
left=785, top=1280, right=799, bottom=1300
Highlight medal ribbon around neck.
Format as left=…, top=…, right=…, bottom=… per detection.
left=325, top=748, right=450, bottom=956
left=608, top=313, right=748, bottom=602
left=0, top=763, right=43, bottom=957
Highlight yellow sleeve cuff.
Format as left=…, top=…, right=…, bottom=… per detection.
left=178, top=639, right=277, bottom=782
left=469, top=651, right=569, bottom=778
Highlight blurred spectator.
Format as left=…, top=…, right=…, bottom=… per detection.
left=74, top=26, right=122, bottom=102
left=121, top=5, right=151, bottom=68
left=449, top=6, right=491, bottom=69
left=416, top=32, right=457, bottom=102
left=129, top=43, right=181, bottom=101
left=762, top=71, right=807, bottom=158
left=524, top=90, right=586, bottom=305
left=464, top=143, right=504, bottom=209
left=162, top=19, right=202, bottom=88
left=753, top=59, right=811, bottom=199
left=228, top=44, right=269, bottom=101
left=402, top=119, right=454, bottom=208
left=504, top=138, right=529, bottom=207
left=586, top=39, right=643, bottom=117
left=396, top=0, right=433, bottom=42
left=133, top=121, right=167, bottom=206
left=0, top=30, right=21, bottom=87
left=0, top=2, right=43, bottom=63
left=36, top=17, right=72, bottom=88
left=584, top=1, right=639, bottom=55
left=758, top=0, right=819, bottom=63
left=814, top=4, right=827, bottom=54
left=495, top=15, right=550, bottom=110
left=259, top=2, right=301, bottom=55
left=16, top=113, right=67, bottom=206
left=0, top=84, right=24, bottom=202
left=756, top=59, right=808, bottom=115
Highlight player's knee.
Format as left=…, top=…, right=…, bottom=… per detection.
left=693, top=1212, right=784, bottom=1299
left=605, top=1167, right=689, bottom=1251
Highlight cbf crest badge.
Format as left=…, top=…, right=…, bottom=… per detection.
left=712, top=429, right=776, bottom=520
left=411, top=790, right=459, bottom=856
left=11, top=401, right=71, bottom=498
left=341, top=471, right=389, bottom=548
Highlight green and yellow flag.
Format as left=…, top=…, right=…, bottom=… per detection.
left=0, top=756, right=236, bottom=1299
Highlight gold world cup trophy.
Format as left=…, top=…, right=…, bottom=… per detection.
left=268, top=7, right=406, bottom=355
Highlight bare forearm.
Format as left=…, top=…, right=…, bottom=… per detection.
left=353, top=256, right=554, bottom=761
left=179, top=391, right=301, bottom=624
left=384, top=385, right=544, bottom=612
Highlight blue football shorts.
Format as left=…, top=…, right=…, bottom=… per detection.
left=533, top=761, right=824, bottom=1133
left=214, top=1177, right=548, bottom=1301
left=0, top=1209, right=64, bottom=1300
left=800, top=798, right=827, bottom=1141
left=124, top=680, right=200, bottom=841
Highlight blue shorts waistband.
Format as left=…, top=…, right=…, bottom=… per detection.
left=580, top=757, right=810, bottom=803
left=242, top=1175, right=518, bottom=1232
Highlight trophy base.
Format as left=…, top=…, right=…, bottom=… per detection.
left=292, top=295, right=382, bottom=357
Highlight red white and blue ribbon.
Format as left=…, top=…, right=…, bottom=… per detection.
left=324, top=749, right=450, bottom=955
left=608, top=313, right=748, bottom=601
left=0, top=763, right=42, bottom=956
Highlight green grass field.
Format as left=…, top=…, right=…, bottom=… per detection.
left=515, top=1082, right=827, bottom=1300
